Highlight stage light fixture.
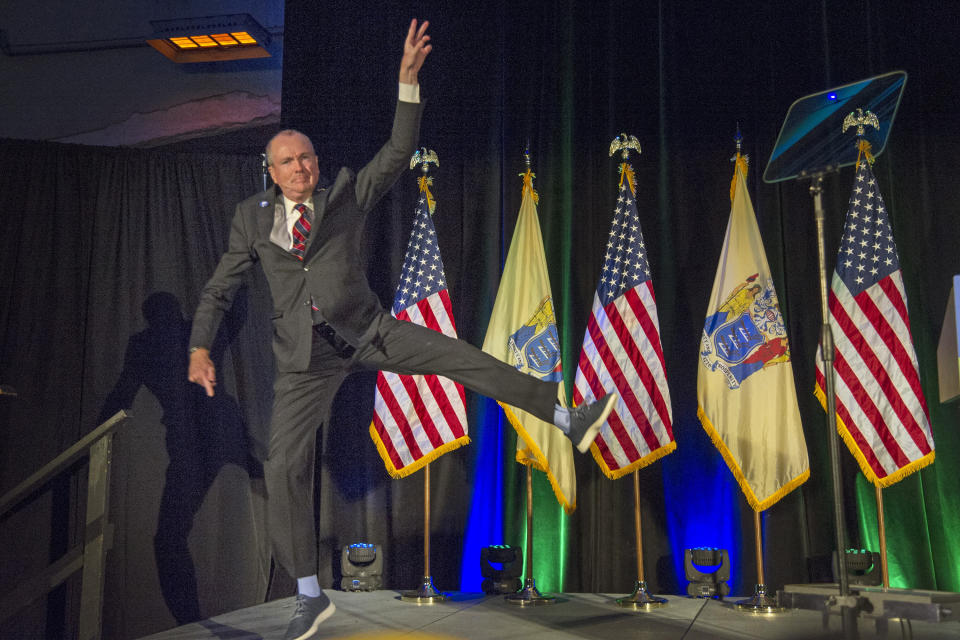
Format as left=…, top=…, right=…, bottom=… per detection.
left=480, top=545, right=523, bottom=595
left=340, top=543, right=383, bottom=592
left=147, top=14, right=271, bottom=63
left=834, top=549, right=882, bottom=587
left=684, top=548, right=730, bottom=598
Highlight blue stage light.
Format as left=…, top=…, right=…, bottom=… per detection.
left=460, top=399, right=507, bottom=591
left=662, top=417, right=741, bottom=593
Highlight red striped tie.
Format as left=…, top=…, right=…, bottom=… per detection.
left=291, top=203, right=311, bottom=260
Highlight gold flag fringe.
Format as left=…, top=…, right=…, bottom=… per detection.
left=369, top=420, right=471, bottom=479
left=813, top=386, right=935, bottom=488
left=697, top=405, right=810, bottom=512
left=498, top=401, right=576, bottom=514
left=589, top=437, right=676, bottom=481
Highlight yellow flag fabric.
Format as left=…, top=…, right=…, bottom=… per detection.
left=482, top=170, right=576, bottom=513
left=697, top=156, right=809, bottom=512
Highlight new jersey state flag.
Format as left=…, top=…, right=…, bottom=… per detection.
left=370, top=174, right=469, bottom=477
left=697, top=155, right=809, bottom=511
left=482, top=169, right=575, bottom=513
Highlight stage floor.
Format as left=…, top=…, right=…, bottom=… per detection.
left=139, top=590, right=959, bottom=640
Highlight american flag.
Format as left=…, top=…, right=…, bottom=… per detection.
left=369, top=177, right=469, bottom=478
left=815, top=161, right=934, bottom=487
left=573, top=164, right=675, bottom=479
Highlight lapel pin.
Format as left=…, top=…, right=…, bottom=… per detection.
left=259, top=200, right=270, bottom=207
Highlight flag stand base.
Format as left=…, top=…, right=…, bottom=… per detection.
left=401, top=576, right=447, bottom=604
left=505, top=578, right=556, bottom=606
left=616, top=580, right=667, bottom=610
left=780, top=583, right=960, bottom=624
left=735, top=584, right=784, bottom=615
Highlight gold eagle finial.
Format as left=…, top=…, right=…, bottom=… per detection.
left=410, top=148, right=440, bottom=172
left=842, top=108, right=880, bottom=137
left=609, top=133, right=642, bottom=160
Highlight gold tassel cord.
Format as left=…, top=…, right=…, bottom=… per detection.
left=618, top=163, right=637, bottom=195
left=729, top=153, right=749, bottom=202
left=520, top=168, right=539, bottom=205
left=418, top=175, right=437, bottom=214
left=855, top=139, right=875, bottom=171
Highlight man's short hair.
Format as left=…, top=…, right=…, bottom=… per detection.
left=264, top=129, right=310, bottom=167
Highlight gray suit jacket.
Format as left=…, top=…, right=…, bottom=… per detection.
left=189, top=100, right=424, bottom=372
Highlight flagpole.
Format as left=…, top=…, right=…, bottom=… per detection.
left=425, top=462, right=431, bottom=579
left=500, top=145, right=557, bottom=607
left=849, top=117, right=893, bottom=594
left=401, top=463, right=446, bottom=604
left=603, top=133, right=667, bottom=610
left=735, top=508, right=783, bottom=613
left=875, top=485, right=890, bottom=590
left=400, top=149, right=447, bottom=605
left=505, top=464, right=555, bottom=605
left=616, top=469, right=666, bottom=609
left=754, top=510, right=763, bottom=584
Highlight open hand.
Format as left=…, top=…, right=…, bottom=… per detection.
left=399, top=19, right=432, bottom=85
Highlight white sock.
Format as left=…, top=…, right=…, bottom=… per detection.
left=297, top=575, right=322, bottom=598
left=553, top=404, right=570, bottom=433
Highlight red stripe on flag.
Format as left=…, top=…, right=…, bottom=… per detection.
left=830, top=295, right=914, bottom=465
left=574, top=321, right=626, bottom=470
left=856, top=286, right=924, bottom=407
left=618, top=285, right=672, bottom=430
left=413, top=298, right=467, bottom=438
left=417, top=297, right=445, bottom=334
left=878, top=272, right=909, bottom=325
left=832, top=348, right=911, bottom=471
left=833, top=290, right=930, bottom=455
left=625, top=284, right=667, bottom=371
left=603, top=405, right=644, bottom=464
left=868, top=279, right=932, bottom=430
left=577, top=317, right=609, bottom=404
left=586, top=307, right=660, bottom=454
left=438, top=289, right=458, bottom=332
left=815, top=365, right=889, bottom=478
left=372, top=410, right=407, bottom=471
left=592, top=421, right=621, bottom=470
left=375, top=373, right=424, bottom=460
left=594, top=301, right=666, bottom=450
left=396, top=374, right=445, bottom=450
left=573, top=344, right=603, bottom=405
left=426, top=374, right=467, bottom=439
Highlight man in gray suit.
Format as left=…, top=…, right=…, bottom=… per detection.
left=188, top=19, right=615, bottom=640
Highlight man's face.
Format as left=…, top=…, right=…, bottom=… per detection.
left=267, top=132, right=319, bottom=203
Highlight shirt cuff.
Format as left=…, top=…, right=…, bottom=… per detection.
left=398, top=82, right=420, bottom=104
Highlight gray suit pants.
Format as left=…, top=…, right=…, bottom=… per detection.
left=265, top=312, right=560, bottom=577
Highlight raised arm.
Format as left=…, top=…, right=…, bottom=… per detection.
left=399, top=19, right=432, bottom=85
left=353, top=20, right=431, bottom=212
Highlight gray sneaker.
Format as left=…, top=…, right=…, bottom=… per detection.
left=284, top=592, right=335, bottom=640
left=565, top=393, right=618, bottom=453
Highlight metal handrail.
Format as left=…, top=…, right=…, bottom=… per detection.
left=0, top=409, right=130, bottom=640
left=0, top=410, right=128, bottom=516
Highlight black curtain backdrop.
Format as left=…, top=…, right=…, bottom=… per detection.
left=2, top=1, right=960, bottom=638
